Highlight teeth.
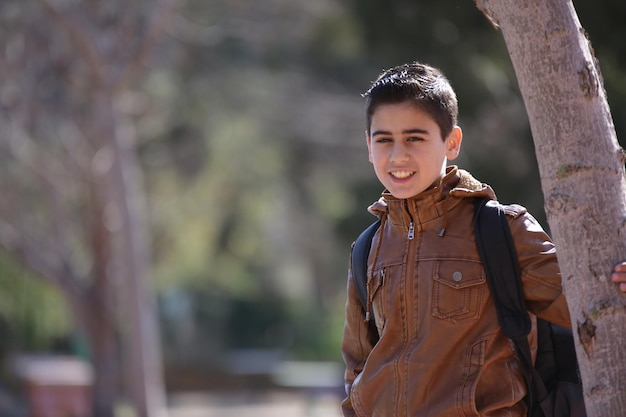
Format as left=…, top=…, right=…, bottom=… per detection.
left=391, top=171, right=414, bottom=179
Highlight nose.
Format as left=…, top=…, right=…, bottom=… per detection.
left=390, top=142, right=409, bottom=163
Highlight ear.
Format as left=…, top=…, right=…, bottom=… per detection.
left=366, top=130, right=373, bottom=163
left=445, top=126, right=463, bottom=161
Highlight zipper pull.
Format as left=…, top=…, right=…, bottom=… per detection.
left=408, top=222, right=415, bottom=240
left=380, top=269, right=386, bottom=286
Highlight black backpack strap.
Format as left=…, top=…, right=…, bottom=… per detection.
left=350, top=220, right=381, bottom=311
left=473, top=198, right=531, bottom=338
left=473, top=198, right=548, bottom=417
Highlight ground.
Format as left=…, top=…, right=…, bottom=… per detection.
left=168, top=390, right=342, bottom=417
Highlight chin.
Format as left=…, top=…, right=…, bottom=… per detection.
left=389, top=191, right=418, bottom=199
left=389, top=184, right=430, bottom=199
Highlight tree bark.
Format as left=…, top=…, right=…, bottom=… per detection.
left=104, top=93, right=167, bottom=417
left=474, top=0, right=626, bottom=415
left=87, top=88, right=168, bottom=417
left=87, top=185, right=119, bottom=417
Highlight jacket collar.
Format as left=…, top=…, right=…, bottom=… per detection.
left=367, top=166, right=496, bottom=228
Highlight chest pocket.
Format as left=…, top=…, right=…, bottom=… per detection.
left=432, top=260, right=486, bottom=324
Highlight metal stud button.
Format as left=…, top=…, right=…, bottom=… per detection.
left=452, top=271, right=463, bottom=282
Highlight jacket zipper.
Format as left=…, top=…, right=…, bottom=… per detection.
left=397, top=199, right=418, bottom=412
left=405, top=200, right=415, bottom=240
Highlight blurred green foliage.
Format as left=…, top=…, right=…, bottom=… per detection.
left=1, top=0, right=624, bottom=378
left=0, top=254, right=71, bottom=354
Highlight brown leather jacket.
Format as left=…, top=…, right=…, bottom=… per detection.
left=341, top=166, right=571, bottom=417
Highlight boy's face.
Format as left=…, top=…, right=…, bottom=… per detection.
left=366, top=101, right=462, bottom=199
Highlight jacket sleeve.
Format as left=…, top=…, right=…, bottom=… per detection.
left=341, top=262, right=378, bottom=416
left=506, top=205, right=571, bottom=329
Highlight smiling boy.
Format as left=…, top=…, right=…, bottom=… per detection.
left=341, top=62, right=626, bottom=417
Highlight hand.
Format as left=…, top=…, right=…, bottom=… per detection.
left=611, top=262, right=626, bottom=292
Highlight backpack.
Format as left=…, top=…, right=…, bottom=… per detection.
left=349, top=198, right=586, bottom=417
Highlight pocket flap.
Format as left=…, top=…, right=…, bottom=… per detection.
left=433, top=260, right=485, bottom=289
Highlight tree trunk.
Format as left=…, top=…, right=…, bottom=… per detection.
left=86, top=305, right=119, bottom=417
left=474, top=0, right=626, bottom=415
left=91, top=90, right=167, bottom=417
left=87, top=181, right=121, bottom=417
left=110, top=100, right=167, bottom=417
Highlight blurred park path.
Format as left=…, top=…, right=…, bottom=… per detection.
left=7, top=355, right=345, bottom=417
left=168, top=390, right=342, bottom=417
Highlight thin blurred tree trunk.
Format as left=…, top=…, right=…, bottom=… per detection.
left=474, top=0, right=626, bottom=415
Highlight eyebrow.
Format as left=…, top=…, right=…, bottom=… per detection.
left=371, top=128, right=430, bottom=137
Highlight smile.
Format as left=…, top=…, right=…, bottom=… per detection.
left=390, top=171, right=415, bottom=179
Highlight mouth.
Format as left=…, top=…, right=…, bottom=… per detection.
left=390, top=170, right=415, bottom=179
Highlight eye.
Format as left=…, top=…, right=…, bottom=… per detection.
left=407, top=135, right=425, bottom=142
left=375, top=137, right=392, bottom=144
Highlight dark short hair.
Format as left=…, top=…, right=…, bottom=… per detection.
left=363, top=62, right=458, bottom=140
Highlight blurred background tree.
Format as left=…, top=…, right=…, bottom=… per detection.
left=0, top=0, right=623, bottom=408
left=0, top=0, right=181, bottom=415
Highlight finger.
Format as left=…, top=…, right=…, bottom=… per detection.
left=611, top=272, right=626, bottom=282
left=614, top=262, right=626, bottom=273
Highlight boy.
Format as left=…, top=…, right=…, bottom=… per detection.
left=341, top=61, right=626, bottom=417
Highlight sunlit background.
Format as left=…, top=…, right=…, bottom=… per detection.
left=0, top=0, right=624, bottom=416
